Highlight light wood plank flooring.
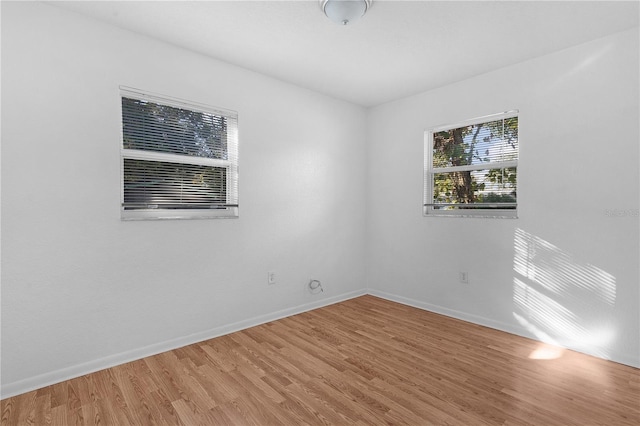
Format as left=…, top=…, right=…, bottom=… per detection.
left=2, top=295, right=639, bottom=425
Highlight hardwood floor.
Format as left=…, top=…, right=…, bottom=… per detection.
left=2, top=295, right=639, bottom=425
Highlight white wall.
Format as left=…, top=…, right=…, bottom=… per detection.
left=2, top=1, right=638, bottom=399
left=366, top=27, right=639, bottom=367
left=1, top=2, right=367, bottom=396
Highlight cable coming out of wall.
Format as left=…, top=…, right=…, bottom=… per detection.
left=309, top=279, right=323, bottom=294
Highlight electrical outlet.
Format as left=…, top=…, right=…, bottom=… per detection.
left=459, top=271, right=469, bottom=284
left=268, top=271, right=276, bottom=285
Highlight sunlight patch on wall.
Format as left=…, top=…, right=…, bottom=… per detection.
left=513, top=229, right=617, bottom=360
left=514, top=229, right=616, bottom=305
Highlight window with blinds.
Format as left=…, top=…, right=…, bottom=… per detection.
left=120, top=87, right=238, bottom=219
left=424, top=111, right=518, bottom=218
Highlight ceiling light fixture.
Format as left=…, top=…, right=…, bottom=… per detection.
left=321, top=0, right=372, bottom=26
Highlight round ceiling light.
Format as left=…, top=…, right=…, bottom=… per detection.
left=321, top=0, right=372, bottom=26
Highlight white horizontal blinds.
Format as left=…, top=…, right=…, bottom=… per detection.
left=223, top=113, right=239, bottom=208
left=427, top=111, right=518, bottom=213
left=432, top=116, right=518, bottom=170
left=121, top=88, right=238, bottom=218
left=123, top=159, right=227, bottom=210
left=122, top=97, right=229, bottom=160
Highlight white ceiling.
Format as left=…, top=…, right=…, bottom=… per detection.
left=51, top=0, right=639, bottom=107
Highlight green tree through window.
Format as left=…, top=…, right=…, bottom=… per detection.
left=425, top=112, right=518, bottom=217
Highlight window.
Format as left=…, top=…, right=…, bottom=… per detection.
left=424, top=111, right=518, bottom=218
left=120, top=87, right=238, bottom=220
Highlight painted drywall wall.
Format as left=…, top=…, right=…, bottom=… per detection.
left=1, top=2, right=367, bottom=395
left=2, top=1, right=638, bottom=400
left=366, top=27, right=640, bottom=367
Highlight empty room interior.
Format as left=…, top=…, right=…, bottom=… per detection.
left=1, top=1, right=639, bottom=425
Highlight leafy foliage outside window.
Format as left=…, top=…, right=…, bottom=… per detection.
left=120, top=88, right=238, bottom=220
left=425, top=112, right=518, bottom=217
left=122, top=98, right=228, bottom=160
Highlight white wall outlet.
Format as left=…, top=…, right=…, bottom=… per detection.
left=459, top=271, right=469, bottom=284
left=268, top=271, right=276, bottom=285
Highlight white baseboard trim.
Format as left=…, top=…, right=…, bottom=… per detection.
left=4, top=287, right=637, bottom=399
left=1, top=289, right=366, bottom=399
left=367, top=289, right=640, bottom=369
left=367, top=288, right=526, bottom=336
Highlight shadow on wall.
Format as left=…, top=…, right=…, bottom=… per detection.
left=512, top=228, right=616, bottom=360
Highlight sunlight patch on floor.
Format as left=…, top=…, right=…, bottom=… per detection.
left=528, top=342, right=566, bottom=360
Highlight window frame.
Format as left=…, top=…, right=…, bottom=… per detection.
left=424, top=110, right=519, bottom=219
left=119, top=87, right=239, bottom=220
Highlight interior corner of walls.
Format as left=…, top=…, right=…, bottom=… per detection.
left=366, top=289, right=520, bottom=333
left=365, top=289, right=639, bottom=369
